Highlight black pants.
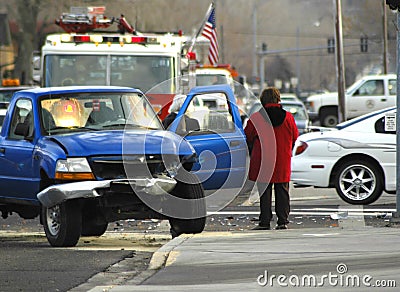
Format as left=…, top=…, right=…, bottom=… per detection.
left=257, top=182, right=290, bottom=226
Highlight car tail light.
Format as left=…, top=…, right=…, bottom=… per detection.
left=295, top=141, right=308, bottom=155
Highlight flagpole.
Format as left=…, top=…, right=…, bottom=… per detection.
left=188, top=2, right=214, bottom=53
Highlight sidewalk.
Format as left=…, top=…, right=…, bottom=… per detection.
left=87, top=224, right=400, bottom=291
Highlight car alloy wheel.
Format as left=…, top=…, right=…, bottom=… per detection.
left=335, top=159, right=383, bottom=205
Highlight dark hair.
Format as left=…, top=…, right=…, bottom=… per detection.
left=260, top=87, right=281, bottom=104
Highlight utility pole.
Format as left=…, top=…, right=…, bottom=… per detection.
left=383, top=1, right=389, bottom=74
left=259, top=54, right=265, bottom=91
left=252, top=2, right=258, bottom=80
left=335, top=0, right=346, bottom=123
left=385, top=0, right=400, bottom=221
left=396, top=5, right=400, bottom=221
left=296, top=27, right=300, bottom=97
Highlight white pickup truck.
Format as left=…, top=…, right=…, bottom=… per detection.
left=306, top=74, right=397, bottom=127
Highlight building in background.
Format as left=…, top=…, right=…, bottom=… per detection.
left=0, top=13, right=15, bottom=83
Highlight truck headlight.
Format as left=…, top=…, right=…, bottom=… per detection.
left=165, top=158, right=181, bottom=178
left=55, top=158, right=95, bottom=180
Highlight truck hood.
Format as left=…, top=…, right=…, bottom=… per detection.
left=44, top=130, right=194, bottom=157
left=307, top=92, right=338, bottom=102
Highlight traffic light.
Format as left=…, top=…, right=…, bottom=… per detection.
left=386, top=0, right=400, bottom=10
left=360, top=36, right=368, bottom=53
left=262, top=42, right=267, bottom=52
left=327, top=38, right=335, bottom=54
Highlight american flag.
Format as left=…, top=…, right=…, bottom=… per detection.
left=201, top=7, right=219, bottom=65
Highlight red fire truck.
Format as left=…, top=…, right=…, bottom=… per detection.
left=33, top=6, right=194, bottom=118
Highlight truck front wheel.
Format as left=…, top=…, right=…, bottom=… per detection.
left=320, top=107, right=338, bottom=127
left=168, top=171, right=206, bottom=237
left=42, top=200, right=82, bottom=247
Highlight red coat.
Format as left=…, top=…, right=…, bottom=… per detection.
left=244, top=104, right=299, bottom=183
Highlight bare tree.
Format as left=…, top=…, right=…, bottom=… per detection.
left=11, top=0, right=46, bottom=84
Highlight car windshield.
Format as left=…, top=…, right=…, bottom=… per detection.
left=248, top=102, right=308, bottom=121
left=40, top=92, right=162, bottom=135
left=281, top=103, right=308, bottom=120
left=280, top=94, right=298, bottom=101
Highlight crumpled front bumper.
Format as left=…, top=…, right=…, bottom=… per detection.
left=37, top=176, right=177, bottom=208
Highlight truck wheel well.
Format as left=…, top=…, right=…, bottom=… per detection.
left=319, top=105, right=338, bottom=115
left=40, top=169, right=54, bottom=191
left=329, top=154, right=384, bottom=188
left=319, top=106, right=338, bottom=127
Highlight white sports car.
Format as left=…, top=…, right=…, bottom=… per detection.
left=291, top=107, right=396, bottom=205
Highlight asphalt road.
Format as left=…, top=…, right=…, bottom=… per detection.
left=0, top=238, right=148, bottom=292
left=0, top=220, right=168, bottom=292
left=0, top=186, right=396, bottom=291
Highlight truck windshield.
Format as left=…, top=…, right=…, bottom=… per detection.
left=196, top=74, right=228, bottom=86
left=40, top=92, right=163, bottom=135
left=43, top=55, right=175, bottom=93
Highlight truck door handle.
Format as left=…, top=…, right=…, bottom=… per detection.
left=0, top=148, right=5, bottom=154
left=381, top=98, right=387, bottom=102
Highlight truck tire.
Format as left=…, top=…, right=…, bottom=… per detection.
left=320, top=107, right=338, bottom=127
left=334, top=159, right=383, bottom=205
left=81, top=221, right=108, bottom=237
left=168, top=171, right=206, bottom=237
left=42, top=200, right=82, bottom=247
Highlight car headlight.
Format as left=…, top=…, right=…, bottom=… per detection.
left=55, top=158, right=95, bottom=180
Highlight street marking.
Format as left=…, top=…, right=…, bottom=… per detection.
left=209, top=208, right=395, bottom=217
left=302, top=233, right=341, bottom=237
left=292, top=207, right=395, bottom=212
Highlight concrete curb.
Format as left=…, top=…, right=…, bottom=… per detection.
left=124, top=234, right=193, bottom=286
left=148, top=234, right=192, bottom=270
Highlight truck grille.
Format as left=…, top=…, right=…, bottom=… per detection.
left=88, top=155, right=166, bottom=180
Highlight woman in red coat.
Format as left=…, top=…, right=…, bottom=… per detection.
left=245, top=87, right=298, bottom=230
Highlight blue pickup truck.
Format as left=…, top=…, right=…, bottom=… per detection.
left=0, top=85, right=247, bottom=247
